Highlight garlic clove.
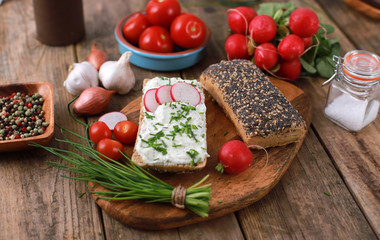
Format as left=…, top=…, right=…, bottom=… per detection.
left=73, top=86, right=116, bottom=115
left=63, top=61, right=99, bottom=95
left=99, top=51, right=136, bottom=95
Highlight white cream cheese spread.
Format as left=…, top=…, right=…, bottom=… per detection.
left=135, top=77, right=209, bottom=166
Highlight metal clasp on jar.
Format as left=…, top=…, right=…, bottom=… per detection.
left=322, top=55, right=344, bottom=86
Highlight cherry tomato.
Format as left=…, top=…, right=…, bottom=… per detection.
left=277, top=58, right=302, bottom=81
left=145, top=0, right=181, bottom=29
left=139, top=26, right=174, bottom=53
left=224, top=34, right=250, bottom=60
left=289, top=8, right=319, bottom=38
left=96, top=138, right=124, bottom=161
left=122, top=13, right=151, bottom=45
left=228, top=6, right=257, bottom=35
left=217, top=140, right=253, bottom=174
left=170, top=13, right=206, bottom=49
left=249, top=15, right=277, bottom=43
left=113, top=121, right=138, bottom=144
left=254, top=42, right=279, bottom=70
left=89, top=121, right=112, bottom=144
left=277, top=34, right=305, bottom=60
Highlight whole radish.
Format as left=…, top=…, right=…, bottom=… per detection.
left=249, top=15, right=277, bottom=43
left=216, top=140, right=253, bottom=174
left=228, top=6, right=257, bottom=35
left=301, top=36, right=313, bottom=48
left=276, top=58, right=302, bottom=81
left=289, top=8, right=319, bottom=38
left=254, top=42, right=279, bottom=70
left=277, top=34, right=305, bottom=60
left=225, top=34, right=251, bottom=60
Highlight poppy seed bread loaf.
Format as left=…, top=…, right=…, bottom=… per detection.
left=200, top=59, right=307, bottom=147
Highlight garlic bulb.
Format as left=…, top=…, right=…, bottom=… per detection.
left=99, top=51, right=136, bottom=95
left=63, top=61, right=99, bottom=95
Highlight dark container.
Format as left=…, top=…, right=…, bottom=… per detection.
left=33, top=0, right=85, bottom=46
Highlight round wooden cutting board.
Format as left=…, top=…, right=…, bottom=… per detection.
left=91, top=78, right=312, bottom=230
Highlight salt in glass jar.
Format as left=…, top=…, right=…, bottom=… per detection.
left=323, top=50, right=380, bottom=132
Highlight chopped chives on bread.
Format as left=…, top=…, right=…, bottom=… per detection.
left=131, top=77, right=208, bottom=172
left=200, top=59, right=307, bottom=148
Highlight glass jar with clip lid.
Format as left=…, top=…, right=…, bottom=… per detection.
left=323, top=50, right=380, bottom=132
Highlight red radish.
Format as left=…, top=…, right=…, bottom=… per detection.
left=216, top=140, right=253, bottom=174
left=170, top=82, right=201, bottom=106
left=155, top=85, right=173, bottom=105
left=228, top=6, right=257, bottom=35
left=144, top=88, right=160, bottom=112
left=98, top=111, right=128, bottom=130
left=277, top=58, right=302, bottom=81
left=254, top=42, right=279, bottom=70
left=249, top=15, right=277, bottom=43
left=301, top=36, right=312, bottom=48
left=277, top=34, right=305, bottom=60
left=225, top=34, right=250, bottom=60
left=289, top=8, right=319, bottom=38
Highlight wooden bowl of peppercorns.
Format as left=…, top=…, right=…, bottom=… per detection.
left=0, top=82, right=54, bottom=152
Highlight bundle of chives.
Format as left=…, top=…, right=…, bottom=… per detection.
left=31, top=130, right=211, bottom=217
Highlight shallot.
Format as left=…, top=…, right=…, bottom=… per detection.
left=73, top=87, right=115, bottom=115
left=88, top=43, right=107, bottom=70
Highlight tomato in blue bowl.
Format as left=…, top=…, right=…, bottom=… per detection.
left=114, top=11, right=210, bottom=71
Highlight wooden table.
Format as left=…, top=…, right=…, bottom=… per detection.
left=1, top=0, right=379, bottom=239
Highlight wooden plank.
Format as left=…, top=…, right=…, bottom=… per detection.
left=238, top=129, right=377, bottom=239
left=100, top=212, right=244, bottom=240
left=77, top=0, right=189, bottom=237
left=0, top=0, right=103, bottom=239
left=316, top=0, right=380, bottom=54
left=182, top=0, right=379, bottom=238
left=289, top=0, right=380, bottom=236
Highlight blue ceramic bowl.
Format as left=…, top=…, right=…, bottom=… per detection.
left=115, top=12, right=210, bottom=71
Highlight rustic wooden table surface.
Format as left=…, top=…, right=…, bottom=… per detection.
left=1, top=0, right=379, bottom=239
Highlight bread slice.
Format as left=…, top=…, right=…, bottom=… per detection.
left=131, top=77, right=208, bottom=172
left=200, top=59, right=307, bottom=148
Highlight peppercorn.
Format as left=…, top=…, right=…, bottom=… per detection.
left=0, top=92, right=49, bottom=141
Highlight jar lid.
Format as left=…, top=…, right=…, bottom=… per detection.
left=343, top=50, right=380, bottom=82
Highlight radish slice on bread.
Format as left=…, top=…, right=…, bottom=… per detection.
left=144, top=88, right=159, bottom=112
left=170, top=82, right=201, bottom=106
left=98, top=111, right=128, bottom=130
left=155, top=85, right=173, bottom=105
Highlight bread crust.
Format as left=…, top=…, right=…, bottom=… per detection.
left=200, top=60, right=307, bottom=148
left=131, top=78, right=207, bottom=173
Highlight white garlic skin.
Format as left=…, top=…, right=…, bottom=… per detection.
left=99, top=51, right=136, bottom=95
left=63, top=61, right=99, bottom=95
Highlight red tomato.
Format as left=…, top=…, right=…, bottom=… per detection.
left=113, top=121, right=138, bottom=144
left=224, top=34, right=250, bottom=60
left=254, top=42, right=279, bottom=70
left=122, top=13, right=151, bottom=45
left=249, top=15, right=277, bottom=43
left=96, top=138, right=124, bottom=161
left=170, top=13, right=206, bottom=49
left=139, top=26, right=174, bottom=53
left=89, top=121, right=112, bottom=144
left=277, top=58, right=302, bottom=81
left=217, top=140, right=253, bottom=174
left=228, top=6, right=257, bottom=35
left=145, top=0, right=181, bottom=29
